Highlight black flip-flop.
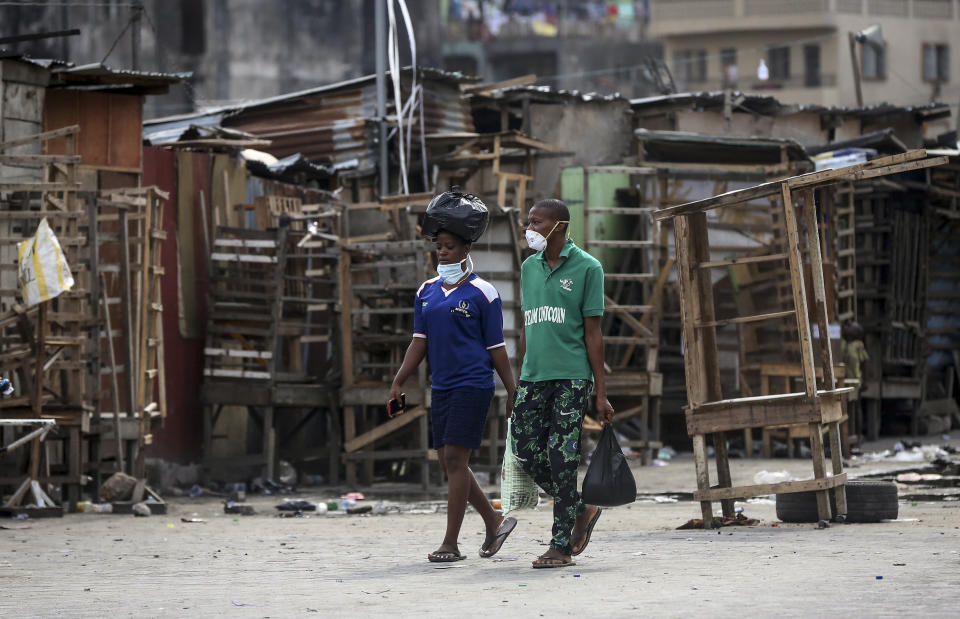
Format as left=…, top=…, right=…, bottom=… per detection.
left=572, top=507, right=602, bottom=556
left=479, top=516, right=517, bottom=558
left=531, top=555, right=576, bottom=569
left=428, top=550, right=465, bottom=563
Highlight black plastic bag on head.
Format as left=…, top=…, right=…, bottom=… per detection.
left=421, top=187, right=489, bottom=243
left=581, top=425, right=637, bottom=507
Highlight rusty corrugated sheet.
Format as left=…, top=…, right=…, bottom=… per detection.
left=146, top=68, right=477, bottom=174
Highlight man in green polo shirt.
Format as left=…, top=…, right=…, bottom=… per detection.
left=511, top=198, right=614, bottom=569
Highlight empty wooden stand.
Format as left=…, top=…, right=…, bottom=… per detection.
left=654, top=150, right=947, bottom=524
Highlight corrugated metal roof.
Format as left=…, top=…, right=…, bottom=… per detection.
left=635, top=128, right=810, bottom=164
left=144, top=67, right=477, bottom=173
left=630, top=90, right=952, bottom=119
left=143, top=111, right=227, bottom=144
left=471, top=84, right=626, bottom=104
left=1, top=51, right=186, bottom=93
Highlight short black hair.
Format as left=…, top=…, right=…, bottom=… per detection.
left=531, top=199, right=570, bottom=225
left=436, top=228, right=470, bottom=247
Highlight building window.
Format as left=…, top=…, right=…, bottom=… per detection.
left=804, top=44, right=821, bottom=87
left=862, top=41, right=886, bottom=80
left=721, top=48, right=738, bottom=88
left=923, top=43, right=949, bottom=82
left=768, top=45, right=790, bottom=81
left=694, top=50, right=707, bottom=82
left=673, top=49, right=708, bottom=83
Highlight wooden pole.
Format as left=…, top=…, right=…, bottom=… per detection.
left=101, top=272, right=126, bottom=473
left=117, top=207, right=139, bottom=475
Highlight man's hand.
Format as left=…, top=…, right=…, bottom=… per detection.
left=505, top=389, right=515, bottom=419
left=596, top=396, right=614, bottom=425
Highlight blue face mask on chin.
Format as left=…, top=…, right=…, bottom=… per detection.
left=437, top=255, right=473, bottom=285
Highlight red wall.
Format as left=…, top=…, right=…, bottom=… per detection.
left=142, top=146, right=211, bottom=462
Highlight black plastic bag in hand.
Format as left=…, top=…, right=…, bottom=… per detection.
left=581, top=426, right=637, bottom=507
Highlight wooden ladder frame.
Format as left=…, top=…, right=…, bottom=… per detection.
left=581, top=165, right=665, bottom=462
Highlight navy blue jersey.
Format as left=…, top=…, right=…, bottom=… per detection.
left=413, top=273, right=505, bottom=390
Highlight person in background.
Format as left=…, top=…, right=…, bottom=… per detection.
left=512, top=198, right=614, bottom=569
left=389, top=190, right=517, bottom=563
left=842, top=321, right=869, bottom=390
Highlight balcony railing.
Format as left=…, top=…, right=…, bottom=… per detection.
left=653, top=0, right=736, bottom=21
left=673, top=73, right=838, bottom=92
left=744, top=0, right=829, bottom=15
left=653, top=0, right=957, bottom=20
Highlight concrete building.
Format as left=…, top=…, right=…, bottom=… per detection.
left=650, top=0, right=960, bottom=119
left=441, top=1, right=662, bottom=98
left=0, top=0, right=442, bottom=118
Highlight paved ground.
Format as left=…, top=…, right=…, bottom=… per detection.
left=2, top=439, right=958, bottom=617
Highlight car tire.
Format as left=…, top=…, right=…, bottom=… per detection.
left=776, top=480, right=898, bottom=523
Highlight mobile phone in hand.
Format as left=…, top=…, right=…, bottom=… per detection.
left=387, top=393, right=406, bottom=418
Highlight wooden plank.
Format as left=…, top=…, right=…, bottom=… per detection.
left=0, top=154, right=81, bottom=164
left=695, top=388, right=853, bottom=411
left=781, top=185, right=817, bottom=398
left=687, top=398, right=820, bottom=435
left=640, top=160, right=790, bottom=174
left=808, top=422, right=832, bottom=521
left=674, top=217, right=703, bottom=407
left=655, top=178, right=784, bottom=220
left=210, top=253, right=277, bottom=264
left=693, top=473, right=847, bottom=501
left=378, top=191, right=433, bottom=209
left=585, top=166, right=656, bottom=175
left=0, top=182, right=79, bottom=192
left=801, top=189, right=835, bottom=390
left=213, top=238, right=276, bottom=248
left=698, top=253, right=787, bottom=269
left=0, top=124, right=79, bottom=150
left=338, top=249, right=354, bottom=387
left=692, top=434, right=713, bottom=523
left=827, top=420, right=848, bottom=514
left=204, top=348, right=272, bottom=359
left=787, top=152, right=937, bottom=189
left=117, top=209, right=138, bottom=432
left=339, top=232, right=396, bottom=246
left=654, top=151, right=933, bottom=221
left=100, top=273, right=125, bottom=473
left=343, top=406, right=427, bottom=453
left=203, top=368, right=271, bottom=379
left=691, top=212, right=723, bottom=402
left=583, top=207, right=658, bottom=215
left=604, top=295, right=653, bottom=338
left=696, top=310, right=795, bottom=328
left=603, top=273, right=655, bottom=281
left=603, top=336, right=659, bottom=345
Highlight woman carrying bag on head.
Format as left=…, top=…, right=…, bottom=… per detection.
left=388, top=189, right=518, bottom=562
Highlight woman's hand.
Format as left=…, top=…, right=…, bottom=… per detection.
left=387, top=383, right=404, bottom=416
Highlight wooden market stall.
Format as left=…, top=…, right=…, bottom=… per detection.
left=654, top=150, right=948, bottom=524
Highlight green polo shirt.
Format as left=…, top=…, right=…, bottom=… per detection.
left=520, top=239, right=604, bottom=382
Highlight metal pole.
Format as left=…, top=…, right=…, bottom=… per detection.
left=131, top=1, right=142, bottom=70
left=848, top=32, right=863, bottom=108
left=376, top=0, right=389, bottom=198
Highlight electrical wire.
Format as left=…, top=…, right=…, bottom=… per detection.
left=386, top=0, right=408, bottom=194
left=99, top=12, right=134, bottom=64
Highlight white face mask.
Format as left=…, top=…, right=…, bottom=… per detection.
left=436, top=255, right=473, bottom=285
left=525, top=221, right=568, bottom=252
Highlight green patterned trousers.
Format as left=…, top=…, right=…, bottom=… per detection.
left=510, top=379, right=592, bottom=555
